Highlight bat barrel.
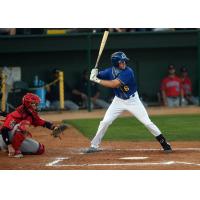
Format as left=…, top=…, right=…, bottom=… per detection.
left=94, top=31, right=109, bottom=69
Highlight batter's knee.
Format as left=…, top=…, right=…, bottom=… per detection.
left=140, top=117, right=153, bottom=126
left=35, top=143, right=45, bottom=155
left=100, top=119, right=113, bottom=127
left=144, top=121, right=153, bottom=127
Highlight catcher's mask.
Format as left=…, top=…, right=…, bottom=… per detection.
left=22, top=93, right=41, bottom=113
left=111, top=51, right=129, bottom=67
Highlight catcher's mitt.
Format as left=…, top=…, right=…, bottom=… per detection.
left=51, top=124, right=68, bottom=138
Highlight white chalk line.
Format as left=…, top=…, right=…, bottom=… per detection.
left=115, top=147, right=200, bottom=151
left=120, top=157, right=148, bottom=160
left=46, top=157, right=69, bottom=166
left=72, top=147, right=200, bottom=154
left=46, top=160, right=200, bottom=167
left=45, top=147, right=200, bottom=167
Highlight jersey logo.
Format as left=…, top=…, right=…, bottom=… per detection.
left=120, top=85, right=129, bottom=94
left=122, top=53, right=126, bottom=59
left=123, top=85, right=129, bottom=92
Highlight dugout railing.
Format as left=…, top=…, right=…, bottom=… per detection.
left=1, top=70, right=64, bottom=112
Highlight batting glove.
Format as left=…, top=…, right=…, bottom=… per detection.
left=90, top=68, right=98, bottom=76
left=90, top=75, right=101, bottom=83
left=90, top=68, right=97, bottom=79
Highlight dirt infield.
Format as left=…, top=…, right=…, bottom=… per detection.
left=0, top=107, right=200, bottom=170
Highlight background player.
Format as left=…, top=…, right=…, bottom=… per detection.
left=161, top=64, right=183, bottom=107
left=86, top=51, right=172, bottom=153
left=180, top=66, right=199, bottom=105
left=0, top=93, right=66, bottom=158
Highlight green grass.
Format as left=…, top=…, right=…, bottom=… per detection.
left=64, top=114, right=200, bottom=141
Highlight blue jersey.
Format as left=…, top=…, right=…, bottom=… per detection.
left=97, top=66, right=137, bottom=100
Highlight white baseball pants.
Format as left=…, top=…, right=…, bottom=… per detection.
left=91, top=92, right=162, bottom=148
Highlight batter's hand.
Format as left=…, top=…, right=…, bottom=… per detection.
left=90, top=68, right=98, bottom=76
left=90, top=75, right=101, bottom=83
left=90, top=69, right=100, bottom=83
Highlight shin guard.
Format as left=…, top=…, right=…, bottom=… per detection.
left=35, top=143, right=45, bottom=155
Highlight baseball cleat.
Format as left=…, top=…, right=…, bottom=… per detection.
left=85, top=147, right=102, bottom=153
left=13, top=154, right=24, bottom=158
left=162, top=143, right=172, bottom=153
left=9, top=150, right=24, bottom=158
left=156, top=134, right=172, bottom=153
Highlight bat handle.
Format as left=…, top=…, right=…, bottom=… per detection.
left=94, top=60, right=99, bottom=69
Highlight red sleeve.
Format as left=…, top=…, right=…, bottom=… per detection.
left=3, top=113, right=18, bottom=130
left=161, top=78, right=166, bottom=91
left=178, top=77, right=183, bottom=90
left=32, top=114, right=46, bottom=127
left=180, top=80, right=183, bottom=90
left=187, top=77, right=193, bottom=92
left=189, top=79, right=192, bottom=92
left=188, top=77, right=192, bottom=86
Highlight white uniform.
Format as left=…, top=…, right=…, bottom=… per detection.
left=87, top=53, right=172, bottom=152
left=91, top=92, right=161, bottom=148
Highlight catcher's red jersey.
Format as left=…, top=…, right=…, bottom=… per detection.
left=2, top=105, right=46, bottom=130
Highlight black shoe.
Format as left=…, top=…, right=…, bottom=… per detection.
left=156, top=134, right=172, bottom=153
left=162, top=142, right=172, bottom=153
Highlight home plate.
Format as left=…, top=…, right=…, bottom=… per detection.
left=120, top=157, right=148, bottom=160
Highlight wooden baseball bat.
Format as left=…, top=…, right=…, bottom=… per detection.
left=94, top=30, right=109, bottom=68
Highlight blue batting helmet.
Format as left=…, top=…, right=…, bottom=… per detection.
left=111, top=51, right=129, bottom=67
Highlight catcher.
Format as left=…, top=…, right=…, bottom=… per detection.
left=0, top=93, right=68, bottom=158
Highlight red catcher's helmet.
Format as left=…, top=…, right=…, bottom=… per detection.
left=22, top=93, right=41, bottom=113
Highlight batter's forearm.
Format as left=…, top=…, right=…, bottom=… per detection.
left=99, top=80, right=120, bottom=88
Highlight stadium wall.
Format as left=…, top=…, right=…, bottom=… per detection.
left=0, top=30, right=199, bottom=102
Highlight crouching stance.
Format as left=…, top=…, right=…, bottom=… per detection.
left=0, top=93, right=67, bottom=158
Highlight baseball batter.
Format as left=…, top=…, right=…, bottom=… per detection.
left=86, top=51, right=172, bottom=153
left=0, top=93, right=67, bottom=158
